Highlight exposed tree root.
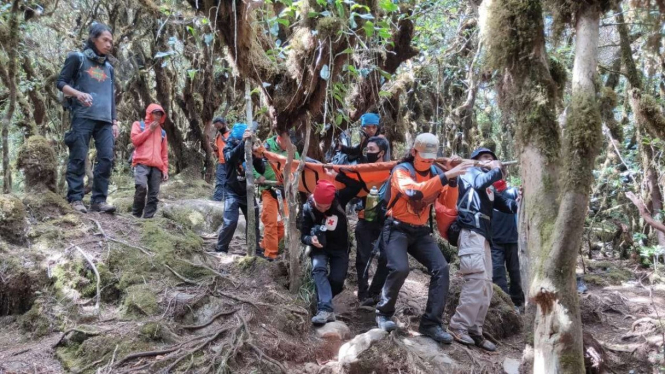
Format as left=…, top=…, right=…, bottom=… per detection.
left=74, top=245, right=100, bottom=312
left=182, top=308, right=239, bottom=330
left=53, top=327, right=107, bottom=348
left=215, top=290, right=307, bottom=315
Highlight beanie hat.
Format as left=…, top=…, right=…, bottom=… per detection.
left=230, top=123, right=248, bottom=141
left=361, top=113, right=380, bottom=127
left=313, top=180, right=336, bottom=205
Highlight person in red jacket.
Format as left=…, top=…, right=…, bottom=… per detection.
left=131, top=104, right=169, bottom=218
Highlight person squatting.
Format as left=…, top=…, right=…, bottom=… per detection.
left=58, top=25, right=522, bottom=351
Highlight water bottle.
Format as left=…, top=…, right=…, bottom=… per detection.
left=364, top=186, right=380, bottom=222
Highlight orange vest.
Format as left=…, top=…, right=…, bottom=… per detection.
left=215, top=131, right=230, bottom=164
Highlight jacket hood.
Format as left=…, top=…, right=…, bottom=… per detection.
left=145, top=104, right=166, bottom=125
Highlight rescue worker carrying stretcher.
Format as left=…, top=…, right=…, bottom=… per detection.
left=375, top=133, right=472, bottom=344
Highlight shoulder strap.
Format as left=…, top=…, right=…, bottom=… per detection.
left=161, top=129, right=167, bottom=140
left=140, top=121, right=145, bottom=131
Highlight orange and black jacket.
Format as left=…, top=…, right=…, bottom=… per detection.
left=386, top=163, right=452, bottom=226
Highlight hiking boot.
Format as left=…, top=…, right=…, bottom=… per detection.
left=376, top=315, right=397, bottom=332
left=311, top=310, right=335, bottom=326
left=419, top=324, right=453, bottom=344
left=256, top=252, right=275, bottom=262
left=90, top=202, right=116, bottom=214
left=470, top=333, right=496, bottom=352
left=450, top=329, right=475, bottom=345
left=70, top=201, right=88, bottom=213
left=360, top=295, right=379, bottom=307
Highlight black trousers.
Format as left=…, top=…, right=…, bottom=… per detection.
left=311, top=247, right=349, bottom=312
left=491, top=242, right=525, bottom=307
left=132, top=164, right=162, bottom=218
left=376, top=219, right=450, bottom=327
left=355, top=219, right=383, bottom=301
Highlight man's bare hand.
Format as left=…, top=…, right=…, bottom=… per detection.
left=311, top=236, right=323, bottom=248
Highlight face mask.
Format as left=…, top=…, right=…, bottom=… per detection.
left=366, top=152, right=381, bottom=163
left=414, top=154, right=433, bottom=172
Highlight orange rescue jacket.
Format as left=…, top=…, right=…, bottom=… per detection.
left=131, top=103, right=169, bottom=175
left=386, top=166, right=448, bottom=226
left=215, top=130, right=230, bottom=164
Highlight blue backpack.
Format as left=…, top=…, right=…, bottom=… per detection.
left=139, top=121, right=166, bottom=141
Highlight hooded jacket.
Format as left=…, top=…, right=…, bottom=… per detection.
left=131, top=104, right=169, bottom=175
left=456, top=167, right=517, bottom=240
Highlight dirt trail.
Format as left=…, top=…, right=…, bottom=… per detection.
left=0, top=196, right=663, bottom=373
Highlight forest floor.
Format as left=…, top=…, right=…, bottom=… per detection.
left=0, top=179, right=663, bottom=373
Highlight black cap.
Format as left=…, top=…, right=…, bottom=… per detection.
left=470, top=147, right=497, bottom=160
left=213, top=117, right=227, bottom=125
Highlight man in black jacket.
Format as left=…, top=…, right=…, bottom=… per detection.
left=449, top=148, right=518, bottom=351
left=491, top=178, right=525, bottom=309
left=215, top=123, right=265, bottom=254
left=301, top=177, right=362, bottom=325
left=57, top=23, right=119, bottom=214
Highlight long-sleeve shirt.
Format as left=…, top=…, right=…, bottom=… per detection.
left=300, top=174, right=362, bottom=251
left=457, top=167, right=518, bottom=239
left=56, top=50, right=116, bottom=123
left=386, top=163, right=451, bottom=226
left=223, top=139, right=266, bottom=197
left=492, top=187, right=519, bottom=244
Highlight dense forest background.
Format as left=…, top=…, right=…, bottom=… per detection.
left=1, top=0, right=665, bottom=373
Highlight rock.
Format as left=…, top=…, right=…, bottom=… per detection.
left=503, top=357, right=520, bottom=374
left=0, top=194, right=27, bottom=244
left=162, top=199, right=225, bottom=235
left=316, top=321, right=351, bottom=340
left=402, top=336, right=457, bottom=369
left=338, top=328, right=388, bottom=365
left=16, top=135, right=57, bottom=193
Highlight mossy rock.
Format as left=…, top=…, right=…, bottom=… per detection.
left=161, top=199, right=225, bottom=235
left=160, top=177, right=212, bottom=200
left=56, top=333, right=153, bottom=373
left=81, top=263, right=120, bottom=303
left=0, top=194, right=27, bottom=244
left=585, top=261, right=632, bottom=286
left=16, top=135, right=58, bottom=193
left=22, top=191, right=72, bottom=222
left=139, top=321, right=163, bottom=341
left=122, top=284, right=160, bottom=317
left=0, top=252, right=49, bottom=316
left=17, top=301, right=52, bottom=337
left=445, top=277, right=521, bottom=339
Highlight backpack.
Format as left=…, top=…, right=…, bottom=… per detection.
left=445, top=176, right=486, bottom=246
left=366, top=162, right=441, bottom=228
left=59, top=52, right=85, bottom=111
left=139, top=121, right=167, bottom=140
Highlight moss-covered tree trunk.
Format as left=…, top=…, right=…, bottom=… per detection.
left=0, top=0, right=20, bottom=193
left=531, top=4, right=601, bottom=373
left=482, top=0, right=602, bottom=372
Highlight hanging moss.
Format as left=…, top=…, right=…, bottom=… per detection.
left=636, top=91, right=665, bottom=140
left=549, top=57, right=568, bottom=99
left=543, top=0, right=612, bottom=38
left=316, top=17, right=343, bottom=39
left=562, top=94, right=602, bottom=193
left=600, top=87, right=622, bottom=141
left=482, top=0, right=547, bottom=72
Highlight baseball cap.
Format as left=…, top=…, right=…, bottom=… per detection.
left=413, top=133, right=438, bottom=160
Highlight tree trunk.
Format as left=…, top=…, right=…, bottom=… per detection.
left=532, top=5, right=601, bottom=373
left=244, top=82, right=257, bottom=257
left=284, top=121, right=311, bottom=293
left=0, top=0, right=20, bottom=193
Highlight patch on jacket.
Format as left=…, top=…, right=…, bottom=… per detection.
left=486, top=187, right=494, bottom=202
left=325, top=215, right=338, bottom=231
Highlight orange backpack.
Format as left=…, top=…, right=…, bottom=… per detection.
left=435, top=184, right=459, bottom=241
